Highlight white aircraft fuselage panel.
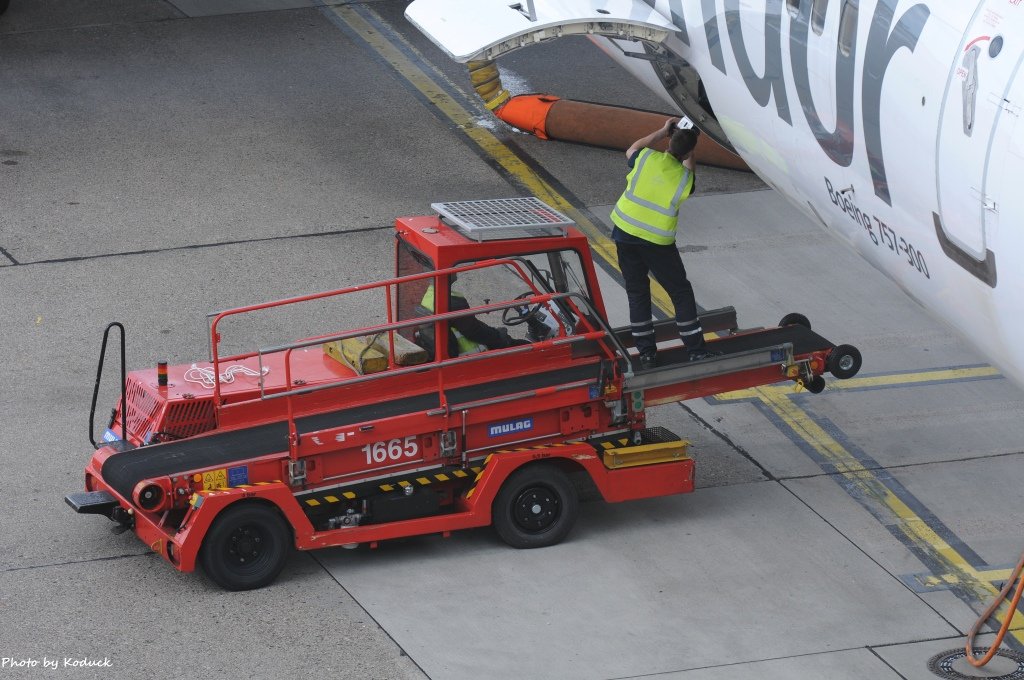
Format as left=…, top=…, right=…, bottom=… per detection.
left=405, top=0, right=675, bottom=62
left=405, top=0, right=1024, bottom=388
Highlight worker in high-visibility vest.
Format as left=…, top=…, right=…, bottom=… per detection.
left=610, top=118, right=719, bottom=370
left=417, top=278, right=526, bottom=357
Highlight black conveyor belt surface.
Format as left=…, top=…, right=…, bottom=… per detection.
left=101, top=362, right=602, bottom=502
left=102, top=422, right=289, bottom=501
left=632, top=324, right=833, bottom=371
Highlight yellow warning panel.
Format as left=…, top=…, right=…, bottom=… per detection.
left=202, top=468, right=228, bottom=490
left=603, top=440, right=690, bottom=469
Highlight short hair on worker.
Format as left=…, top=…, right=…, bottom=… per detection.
left=669, top=128, right=699, bottom=161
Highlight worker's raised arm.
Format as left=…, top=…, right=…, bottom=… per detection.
left=625, top=118, right=676, bottom=159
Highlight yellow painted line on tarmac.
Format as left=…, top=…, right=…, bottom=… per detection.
left=824, top=365, right=999, bottom=390
left=922, top=567, right=1015, bottom=589
left=715, top=365, right=999, bottom=401
left=758, top=383, right=1024, bottom=643
left=322, top=3, right=677, bottom=314
left=327, top=2, right=1016, bottom=641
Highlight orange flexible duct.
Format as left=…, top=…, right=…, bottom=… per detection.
left=492, top=93, right=749, bottom=171
left=965, top=548, right=1024, bottom=667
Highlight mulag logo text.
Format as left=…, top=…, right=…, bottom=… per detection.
left=488, top=418, right=533, bottom=438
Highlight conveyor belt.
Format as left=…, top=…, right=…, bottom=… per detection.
left=626, top=325, right=835, bottom=393
left=613, top=307, right=738, bottom=349
left=101, top=422, right=290, bottom=501
left=630, top=324, right=832, bottom=372
left=100, top=362, right=602, bottom=502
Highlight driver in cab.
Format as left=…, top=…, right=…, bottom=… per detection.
left=417, top=275, right=530, bottom=356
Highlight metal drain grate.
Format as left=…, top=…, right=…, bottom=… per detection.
left=431, top=197, right=573, bottom=241
left=927, top=647, right=1024, bottom=679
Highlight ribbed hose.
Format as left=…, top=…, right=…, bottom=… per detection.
left=965, top=549, right=1024, bottom=667
left=467, top=59, right=510, bottom=111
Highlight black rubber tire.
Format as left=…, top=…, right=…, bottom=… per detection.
left=805, top=375, right=826, bottom=394
left=827, top=344, right=862, bottom=379
left=779, top=312, right=811, bottom=329
left=199, top=503, right=292, bottom=591
left=0, top=0, right=9, bottom=16
left=492, top=464, right=578, bottom=549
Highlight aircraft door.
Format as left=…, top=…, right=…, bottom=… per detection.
left=935, top=1, right=1022, bottom=282
left=981, top=50, right=1024, bottom=240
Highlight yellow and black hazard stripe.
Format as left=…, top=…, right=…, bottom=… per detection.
left=595, top=437, right=633, bottom=451
left=463, top=440, right=583, bottom=500
left=296, top=465, right=483, bottom=512
left=589, top=427, right=683, bottom=451
left=299, top=441, right=589, bottom=511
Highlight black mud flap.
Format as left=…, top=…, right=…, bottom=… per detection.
left=64, top=490, right=118, bottom=516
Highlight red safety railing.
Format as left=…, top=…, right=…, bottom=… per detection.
left=206, top=259, right=625, bottom=456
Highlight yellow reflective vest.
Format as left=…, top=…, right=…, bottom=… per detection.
left=610, top=148, right=694, bottom=245
left=419, top=285, right=486, bottom=355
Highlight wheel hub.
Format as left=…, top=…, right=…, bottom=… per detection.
left=513, top=486, right=560, bottom=533
left=229, top=527, right=263, bottom=564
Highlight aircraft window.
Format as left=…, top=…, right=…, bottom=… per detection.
left=838, top=0, right=858, bottom=57
left=811, top=0, right=828, bottom=35
left=786, top=0, right=800, bottom=17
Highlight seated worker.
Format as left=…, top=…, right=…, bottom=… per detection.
left=417, top=276, right=528, bottom=356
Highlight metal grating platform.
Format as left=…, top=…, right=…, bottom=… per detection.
left=431, top=197, right=573, bottom=241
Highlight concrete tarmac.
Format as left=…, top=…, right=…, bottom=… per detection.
left=2, top=2, right=1023, bottom=679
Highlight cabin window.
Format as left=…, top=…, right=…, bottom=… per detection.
left=811, top=0, right=828, bottom=35
left=838, top=0, right=858, bottom=57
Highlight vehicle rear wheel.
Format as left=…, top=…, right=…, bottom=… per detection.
left=0, top=0, right=9, bottom=15
left=827, top=344, right=862, bottom=379
left=492, top=464, right=578, bottom=549
left=779, top=312, right=811, bottom=329
left=199, top=503, right=291, bottom=591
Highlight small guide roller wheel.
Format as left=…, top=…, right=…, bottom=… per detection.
left=779, top=313, right=811, bottom=329
left=827, top=344, right=862, bottom=379
left=805, top=375, right=826, bottom=393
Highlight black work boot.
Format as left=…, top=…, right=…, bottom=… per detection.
left=639, top=351, right=658, bottom=370
left=687, top=346, right=721, bottom=362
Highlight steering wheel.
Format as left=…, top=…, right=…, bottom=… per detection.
left=502, top=291, right=544, bottom=326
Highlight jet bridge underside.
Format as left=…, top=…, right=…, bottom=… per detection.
left=404, top=0, right=675, bottom=63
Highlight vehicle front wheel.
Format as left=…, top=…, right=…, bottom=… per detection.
left=492, top=464, right=578, bottom=549
left=199, top=502, right=292, bottom=591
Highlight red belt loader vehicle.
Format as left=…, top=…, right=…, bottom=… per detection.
left=67, top=197, right=862, bottom=590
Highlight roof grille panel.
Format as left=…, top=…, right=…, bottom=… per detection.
left=431, top=197, right=573, bottom=241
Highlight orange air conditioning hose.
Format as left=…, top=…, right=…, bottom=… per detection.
left=966, top=548, right=1024, bottom=667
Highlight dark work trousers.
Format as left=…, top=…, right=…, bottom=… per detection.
left=616, top=239, right=705, bottom=356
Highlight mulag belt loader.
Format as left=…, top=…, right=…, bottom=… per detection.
left=66, top=198, right=862, bottom=590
